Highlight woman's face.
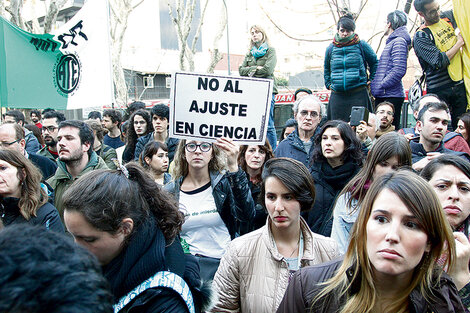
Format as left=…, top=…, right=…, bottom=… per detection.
left=366, top=189, right=430, bottom=282
left=338, top=26, right=353, bottom=39
left=0, top=160, right=22, bottom=198
left=146, top=148, right=169, bottom=174
left=265, top=176, right=301, bottom=231
left=245, top=145, right=267, bottom=171
left=184, top=141, right=213, bottom=170
left=372, top=156, right=400, bottom=181
left=133, top=115, right=147, bottom=136
left=428, top=165, right=470, bottom=229
left=321, top=127, right=345, bottom=163
left=64, top=210, right=127, bottom=265
left=250, top=28, right=264, bottom=44
left=456, top=120, right=468, bottom=141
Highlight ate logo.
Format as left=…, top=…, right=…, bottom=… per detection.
left=54, top=54, right=81, bottom=95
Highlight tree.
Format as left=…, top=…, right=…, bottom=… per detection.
left=167, top=0, right=216, bottom=71
left=206, top=2, right=227, bottom=73
left=5, top=0, right=24, bottom=29
left=109, top=0, right=145, bottom=107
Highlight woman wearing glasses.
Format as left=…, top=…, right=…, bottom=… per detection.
left=165, top=138, right=255, bottom=281
left=122, top=109, right=152, bottom=164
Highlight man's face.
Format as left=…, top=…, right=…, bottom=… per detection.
left=57, top=126, right=89, bottom=163
left=152, top=115, right=168, bottom=134
left=376, top=104, right=394, bottom=129
left=102, top=116, right=115, bottom=131
left=42, top=118, right=60, bottom=148
left=417, top=109, right=449, bottom=146
left=0, top=126, right=24, bottom=153
left=421, top=2, right=440, bottom=25
left=295, top=100, right=321, bottom=133
left=30, top=113, right=40, bottom=123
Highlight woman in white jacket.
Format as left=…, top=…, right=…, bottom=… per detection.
left=211, top=158, right=339, bottom=313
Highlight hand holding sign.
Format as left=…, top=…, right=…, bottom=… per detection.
left=214, top=137, right=239, bottom=173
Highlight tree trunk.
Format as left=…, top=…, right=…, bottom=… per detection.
left=43, top=0, right=68, bottom=33
left=404, top=0, right=414, bottom=14
left=7, top=0, right=25, bottom=29
left=207, top=3, right=226, bottom=73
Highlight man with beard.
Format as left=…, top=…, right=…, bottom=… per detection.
left=275, top=95, right=324, bottom=167
left=411, top=101, right=470, bottom=172
left=47, top=120, right=108, bottom=219
left=30, top=110, right=42, bottom=129
left=413, top=0, right=467, bottom=130
left=38, top=111, right=66, bottom=162
left=375, top=101, right=395, bottom=138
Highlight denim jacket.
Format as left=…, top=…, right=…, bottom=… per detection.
left=330, top=193, right=359, bottom=254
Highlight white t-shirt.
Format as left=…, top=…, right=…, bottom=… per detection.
left=180, top=182, right=231, bottom=259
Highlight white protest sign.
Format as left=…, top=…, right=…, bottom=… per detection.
left=169, top=72, right=273, bottom=145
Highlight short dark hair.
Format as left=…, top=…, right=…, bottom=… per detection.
left=260, top=158, right=316, bottom=212
left=85, top=120, right=105, bottom=143
left=128, top=101, right=146, bottom=114
left=313, top=120, right=364, bottom=165
left=30, top=109, right=41, bottom=119
left=417, top=101, right=449, bottom=122
left=43, top=111, right=66, bottom=125
left=337, top=14, right=356, bottom=32
left=103, top=109, right=122, bottom=125
left=376, top=101, right=395, bottom=114
left=411, top=93, right=440, bottom=113
left=294, top=88, right=313, bottom=101
left=139, top=141, right=169, bottom=170
left=387, top=10, right=407, bottom=30
left=5, top=110, right=25, bottom=125
left=58, top=120, right=95, bottom=157
left=421, top=154, right=470, bottom=182
left=87, top=111, right=102, bottom=121
left=414, top=0, right=434, bottom=13
left=0, top=224, right=113, bottom=313
left=151, top=104, right=169, bottom=120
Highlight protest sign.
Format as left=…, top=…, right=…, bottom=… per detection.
left=169, top=72, right=273, bottom=145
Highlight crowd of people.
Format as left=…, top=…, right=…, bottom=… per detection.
left=1, top=0, right=470, bottom=312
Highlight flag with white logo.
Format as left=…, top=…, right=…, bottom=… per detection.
left=0, top=0, right=114, bottom=110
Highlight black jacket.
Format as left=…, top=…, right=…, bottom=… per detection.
left=28, top=152, right=57, bottom=180
left=306, top=160, right=359, bottom=236
left=277, top=258, right=467, bottom=313
left=0, top=197, right=64, bottom=233
left=104, top=217, right=209, bottom=313
left=410, top=138, right=470, bottom=164
left=164, top=169, right=255, bottom=239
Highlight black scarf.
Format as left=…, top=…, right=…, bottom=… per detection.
left=103, top=216, right=166, bottom=301
left=319, top=159, right=358, bottom=191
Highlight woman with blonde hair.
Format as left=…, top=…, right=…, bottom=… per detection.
left=278, top=170, right=465, bottom=313
left=165, top=138, right=254, bottom=281
left=239, top=25, right=278, bottom=149
left=0, top=149, right=63, bottom=232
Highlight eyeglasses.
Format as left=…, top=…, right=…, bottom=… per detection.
left=377, top=110, right=393, bottom=116
left=299, top=110, right=319, bottom=118
left=0, top=139, right=20, bottom=147
left=185, top=142, right=212, bottom=153
left=41, top=126, right=58, bottom=133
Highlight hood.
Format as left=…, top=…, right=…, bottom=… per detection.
left=55, top=151, right=101, bottom=180
left=387, top=26, right=411, bottom=45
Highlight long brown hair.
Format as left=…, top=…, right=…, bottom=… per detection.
left=0, top=150, right=47, bottom=220
left=312, top=170, right=455, bottom=313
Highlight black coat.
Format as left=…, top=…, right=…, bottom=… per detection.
left=104, top=217, right=208, bottom=313
left=305, top=160, right=359, bottom=236
left=0, top=197, right=64, bottom=233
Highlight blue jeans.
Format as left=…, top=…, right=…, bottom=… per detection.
left=266, top=95, right=277, bottom=150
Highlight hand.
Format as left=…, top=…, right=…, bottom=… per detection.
left=356, top=121, right=368, bottom=142
left=404, top=133, right=414, bottom=142
left=412, top=152, right=441, bottom=171
left=447, top=232, right=470, bottom=290
left=457, top=33, right=466, bottom=48
left=215, top=137, right=239, bottom=172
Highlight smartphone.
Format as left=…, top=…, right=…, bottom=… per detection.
left=350, top=106, right=369, bottom=127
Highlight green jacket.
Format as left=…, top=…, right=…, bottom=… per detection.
left=37, top=146, right=58, bottom=163
left=46, top=151, right=108, bottom=220
left=97, top=144, right=118, bottom=170
left=239, top=46, right=277, bottom=94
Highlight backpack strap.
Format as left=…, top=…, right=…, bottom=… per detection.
left=113, top=271, right=195, bottom=313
